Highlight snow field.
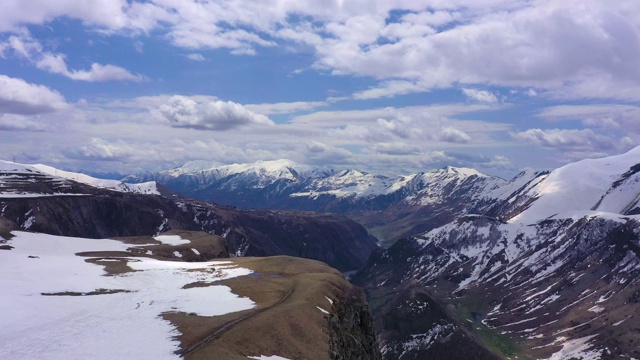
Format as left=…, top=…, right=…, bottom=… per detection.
left=0, top=232, right=254, bottom=360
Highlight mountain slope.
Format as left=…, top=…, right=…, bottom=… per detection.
left=500, top=146, right=640, bottom=224
left=0, top=231, right=380, bottom=359
left=354, top=147, right=640, bottom=359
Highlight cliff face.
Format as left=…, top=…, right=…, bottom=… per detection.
left=328, top=287, right=382, bottom=360
left=0, top=191, right=378, bottom=271
left=0, top=193, right=194, bottom=238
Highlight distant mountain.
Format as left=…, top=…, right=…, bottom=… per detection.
left=124, top=160, right=517, bottom=246
left=0, top=161, right=378, bottom=271
left=0, top=160, right=162, bottom=196
left=353, top=147, right=640, bottom=359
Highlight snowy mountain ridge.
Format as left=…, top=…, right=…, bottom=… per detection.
left=354, top=147, right=640, bottom=359
left=493, top=146, right=640, bottom=224
left=0, top=160, right=160, bottom=197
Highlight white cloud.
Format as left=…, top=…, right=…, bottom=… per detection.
left=0, top=0, right=164, bottom=32
left=438, top=126, right=472, bottom=143
left=133, top=40, right=144, bottom=53
left=352, top=81, right=427, bottom=100
left=479, top=155, right=514, bottom=171
left=185, top=53, right=205, bottom=61
left=0, top=114, right=46, bottom=131
left=0, top=74, right=68, bottom=115
left=536, top=104, right=640, bottom=138
left=36, top=54, right=145, bottom=82
left=461, top=88, right=498, bottom=103
left=512, top=128, right=629, bottom=152
left=5, top=1, right=639, bottom=99
left=2, top=31, right=144, bottom=82
left=156, top=95, right=274, bottom=130
left=245, top=101, right=327, bottom=115
left=370, top=142, right=419, bottom=155
left=65, top=138, right=136, bottom=161
left=306, top=140, right=329, bottom=153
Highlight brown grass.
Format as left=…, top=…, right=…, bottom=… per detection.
left=163, top=256, right=352, bottom=360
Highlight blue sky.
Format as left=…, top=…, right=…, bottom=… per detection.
left=1, top=0, right=639, bottom=178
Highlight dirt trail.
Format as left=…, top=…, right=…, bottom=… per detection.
left=177, top=289, right=294, bottom=357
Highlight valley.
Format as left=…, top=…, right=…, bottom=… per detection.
left=3, top=147, right=640, bottom=359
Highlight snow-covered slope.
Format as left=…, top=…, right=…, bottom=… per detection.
left=356, top=214, right=640, bottom=359
left=125, top=160, right=505, bottom=204
left=0, top=231, right=253, bottom=360
left=0, top=160, right=160, bottom=197
left=0, top=231, right=380, bottom=359
left=354, top=147, right=640, bottom=359
left=0, top=160, right=88, bottom=198
left=127, top=159, right=331, bottom=193
left=32, top=164, right=159, bottom=195
left=170, top=159, right=322, bottom=181
left=507, top=147, right=640, bottom=224
left=290, top=166, right=504, bottom=202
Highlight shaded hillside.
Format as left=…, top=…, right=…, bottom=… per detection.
left=0, top=162, right=378, bottom=271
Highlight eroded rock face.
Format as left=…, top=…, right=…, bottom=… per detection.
left=328, top=286, right=382, bottom=360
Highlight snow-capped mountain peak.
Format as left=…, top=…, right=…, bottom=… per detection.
left=508, top=146, right=640, bottom=224
left=441, top=166, right=485, bottom=178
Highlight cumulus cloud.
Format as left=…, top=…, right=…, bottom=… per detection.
left=306, top=140, right=329, bottom=153
left=478, top=155, right=514, bottom=171
left=301, top=141, right=356, bottom=166
left=0, top=74, right=68, bottom=115
left=65, top=138, right=136, bottom=161
left=2, top=32, right=144, bottom=82
left=6, top=1, right=637, bottom=100
left=461, top=88, right=498, bottom=103
left=537, top=104, right=640, bottom=132
left=3, top=1, right=640, bottom=100
left=352, top=80, right=427, bottom=100
left=512, top=128, right=630, bottom=152
left=156, top=95, right=274, bottom=130
left=36, top=54, right=145, bottom=82
left=437, top=126, right=472, bottom=143
left=0, top=0, right=164, bottom=32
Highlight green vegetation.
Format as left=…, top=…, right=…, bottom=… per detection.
left=445, top=298, right=523, bottom=359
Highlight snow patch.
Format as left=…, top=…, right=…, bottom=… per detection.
left=317, top=306, right=329, bottom=315
left=588, top=305, right=604, bottom=313
left=153, top=235, right=190, bottom=246
left=541, top=335, right=602, bottom=360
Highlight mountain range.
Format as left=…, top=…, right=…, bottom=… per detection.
left=3, top=146, right=640, bottom=359
left=124, top=160, right=520, bottom=247
left=124, top=147, right=640, bottom=359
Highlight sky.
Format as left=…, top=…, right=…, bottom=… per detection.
left=1, top=0, right=639, bottom=178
